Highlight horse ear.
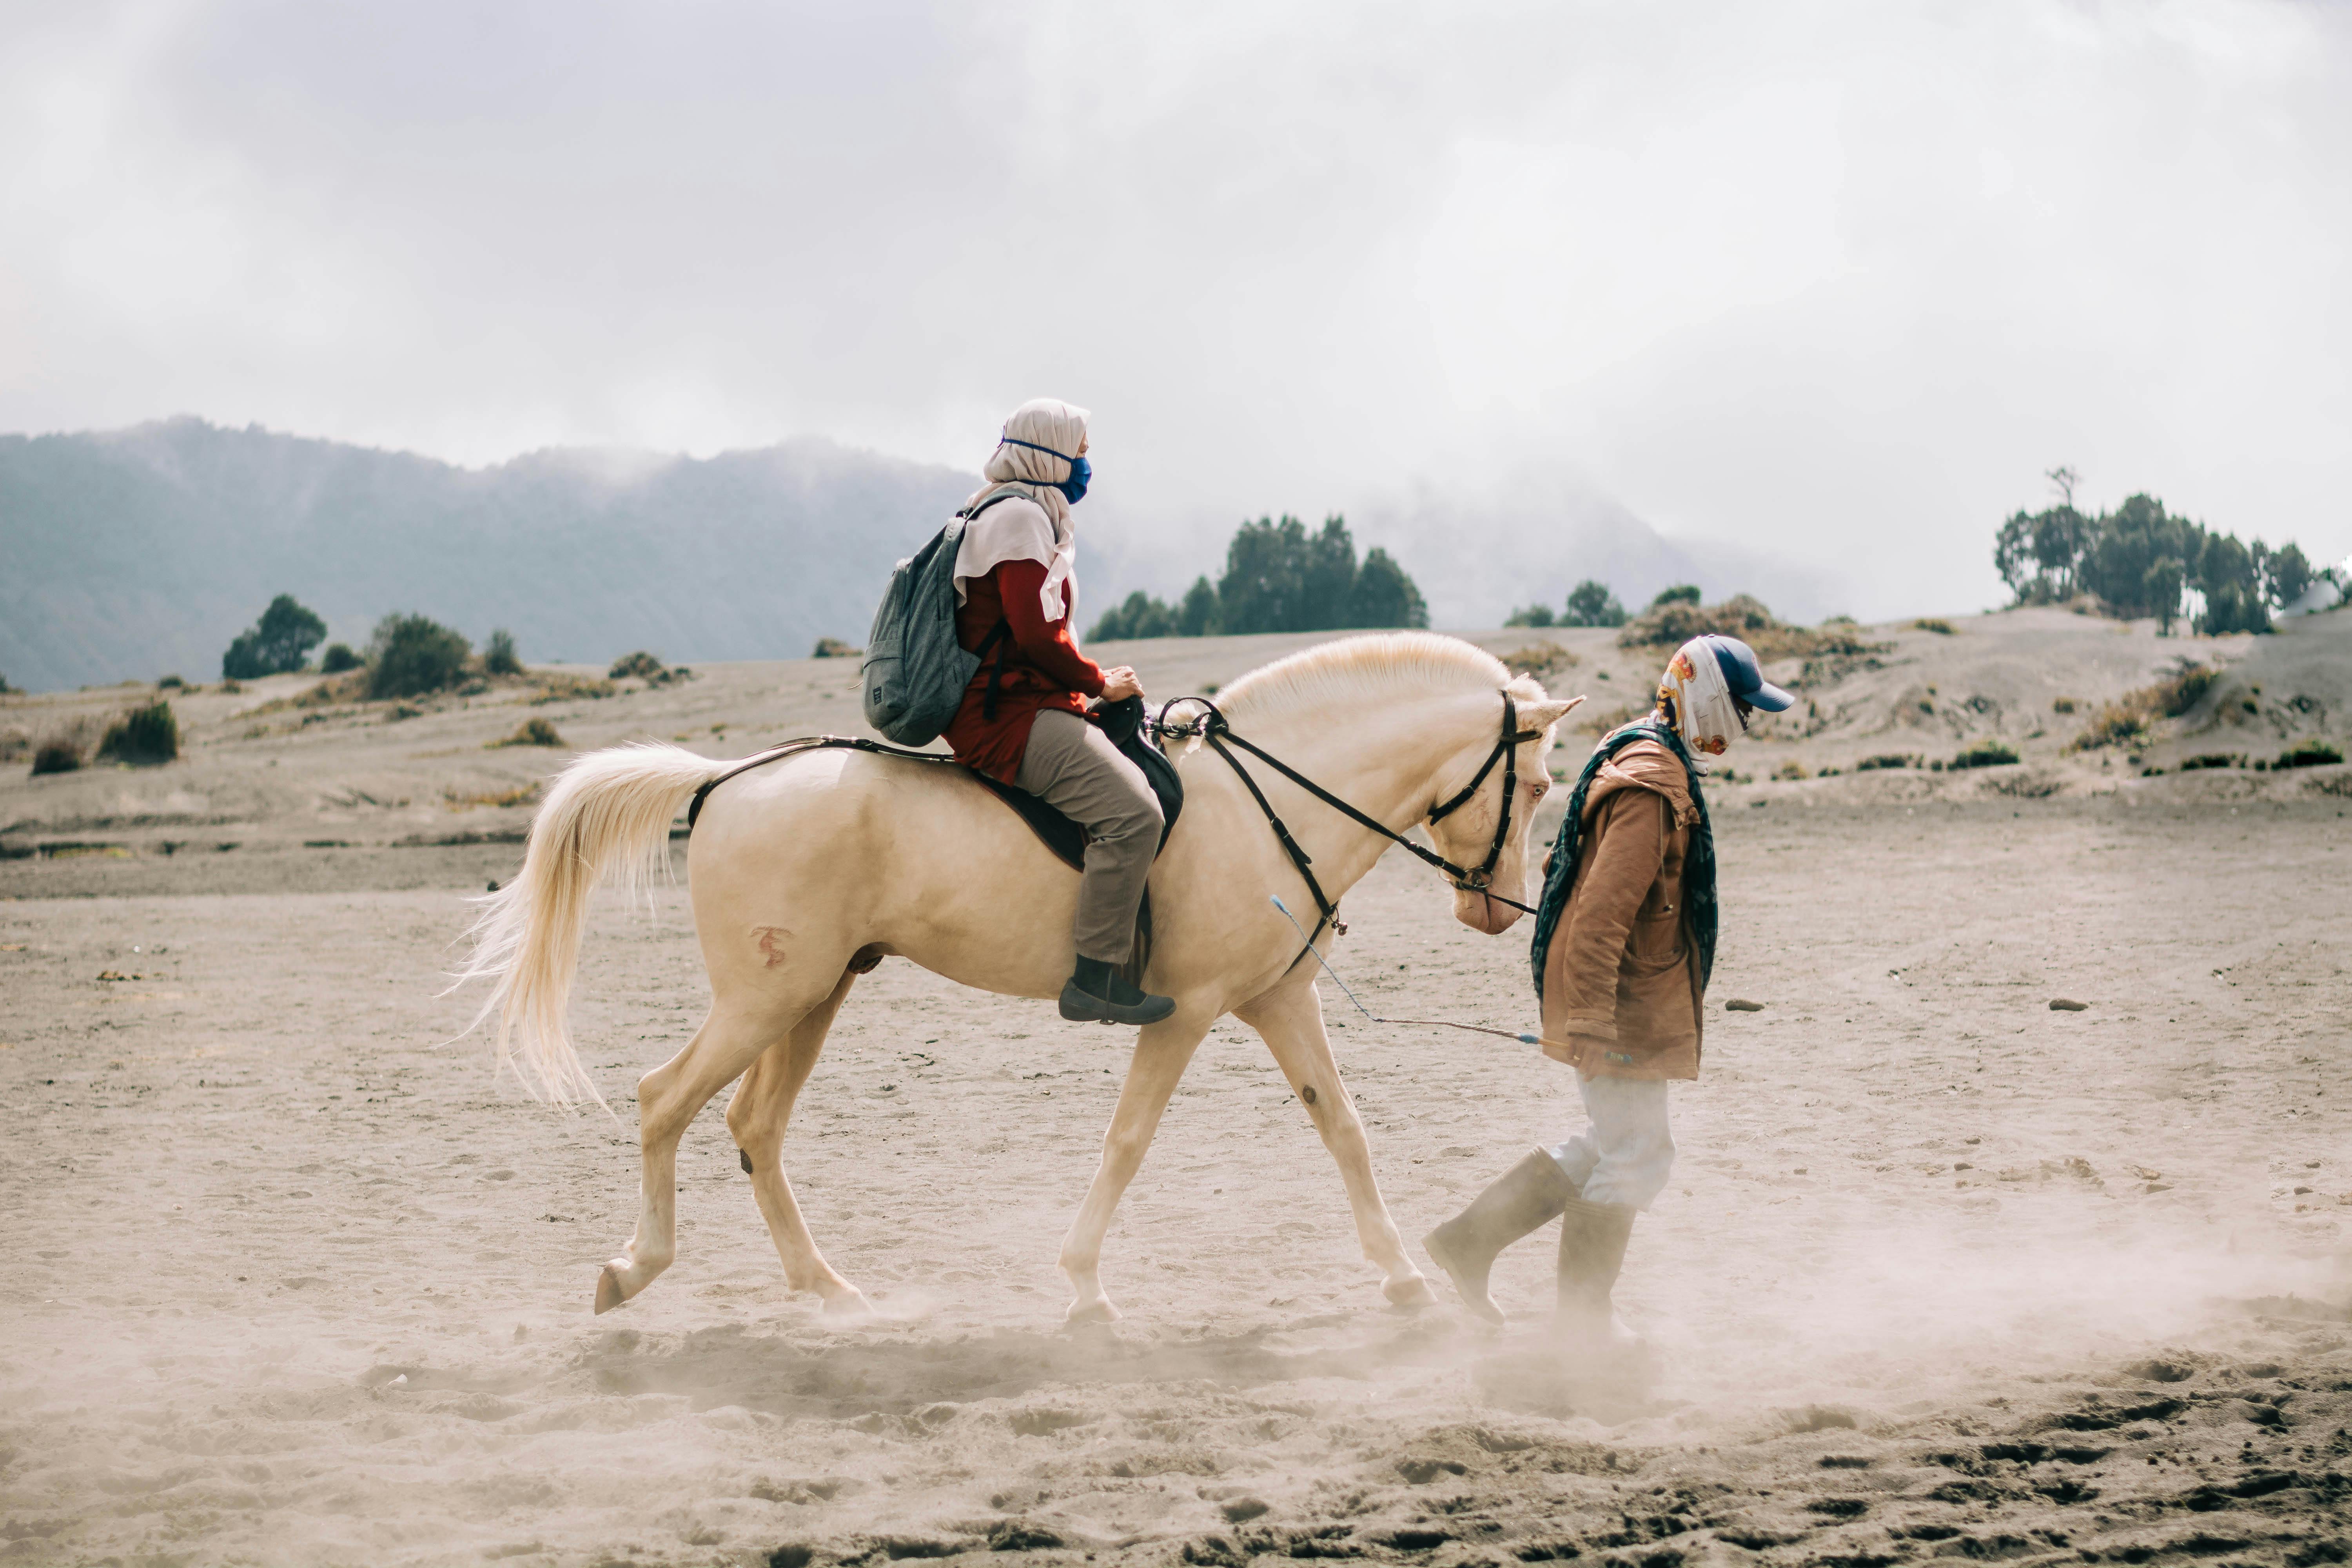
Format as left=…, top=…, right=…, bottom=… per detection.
left=1519, top=696, right=1583, bottom=733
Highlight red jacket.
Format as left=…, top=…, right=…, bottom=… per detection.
left=942, top=558, right=1105, bottom=784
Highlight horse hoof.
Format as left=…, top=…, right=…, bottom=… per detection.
left=593, top=1265, right=626, bottom=1315
left=1384, top=1273, right=1438, bottom=1310
left=819, top=1288, right=876, bottom=1322
left=1064, top=1294, right=1121, bottom=1327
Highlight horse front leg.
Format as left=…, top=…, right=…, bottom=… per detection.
left=1058, top=1007, right=1212, bottom=1326
left=724, top=965, right=871, bottom=1319
left=1234, top=977, right=1435, bottom=1308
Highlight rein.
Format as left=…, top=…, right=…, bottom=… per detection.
left=682, top=692, right=1548, bottom=951
left=1153, top=692, right=1545, bottom=941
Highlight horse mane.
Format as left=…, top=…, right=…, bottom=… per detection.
left=1216, top=632, right=1542, bottom=723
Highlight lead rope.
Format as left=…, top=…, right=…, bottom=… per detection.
left=1268, top=895, right=1563, bottom=1052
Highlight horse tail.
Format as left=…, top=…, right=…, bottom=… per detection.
left=448, top=742, right=718, bottom=1107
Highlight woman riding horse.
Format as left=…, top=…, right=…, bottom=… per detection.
left=944, top=398, right=1174, bottom=1027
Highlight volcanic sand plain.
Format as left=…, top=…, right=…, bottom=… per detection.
left=2, top=610, right=2348, bottom=1567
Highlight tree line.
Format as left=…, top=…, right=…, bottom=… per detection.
left=1089, top=515, right=1428, bottom=641
left=1504, top=579, right=1635, bottom=628
left=1995, top=474, right=2333, bottom=634
left=218, top=593, right=524, bottom=695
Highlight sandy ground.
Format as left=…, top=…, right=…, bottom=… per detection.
left=2, top=617, right=2349, bottom=1567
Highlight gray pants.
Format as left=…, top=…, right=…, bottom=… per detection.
left=1015, top=709, right=1164, bottom=964
left=1546, top=1074, right=1676, bottom=1209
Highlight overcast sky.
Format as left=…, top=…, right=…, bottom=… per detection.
left=4, top=0, right=2347, bottom=616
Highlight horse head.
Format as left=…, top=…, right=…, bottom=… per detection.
left=1425, top=677, right=1582, bottom=935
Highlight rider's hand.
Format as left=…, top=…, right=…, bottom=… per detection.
left=1099, top=666, right=1144, bottom=703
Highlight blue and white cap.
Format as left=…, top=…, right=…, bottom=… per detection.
left=1700, top=635, right=1795, bottom=711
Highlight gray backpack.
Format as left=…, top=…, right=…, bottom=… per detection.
left=860, top=493, right=1021, bottom=746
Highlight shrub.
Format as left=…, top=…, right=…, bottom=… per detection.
left=157, top=674, right=185, bottom=690
left=31, top=738, right=83, bottom=775
left=0, top=728, right=24, bottom=762
left=367, top=613, right=473, bottom=699
left=2149, top=665, right=2215, bottom=717
left=95, top=701, right=179, bottom=766
left=1503, top=604, right=1556, bottom=628
left=811, top=637, right=862, bottom=659
left=1773, top=760, right=1809, bottom=781
left=2178, top=753, right=2243, bottom=771
left=492, top=718, right=565, bottom=748
left=1982, top=769, right=2063, bottom=798
left=610, top=650, right=666, bottom=680
left=483, top=628, right=524, bottom=676
left=1949, top=740, right=2021, bottom=770
left=319, top=642, right=362, bottom=674
left=2069, top=662, right=2215, bottom=751
left=2051, top=696, right=2076, bottom=714
left=1651, top=584, right=1702, bottom=608
left=2278, top=740, right=2344, bottom=769
left=1911, top=618, right=1955, bottom=635
left=0, top=672, right=13, bottom=694
left=222, top=593, right=328, bottom=679
left=1855, top=754, right=1917, bottom=771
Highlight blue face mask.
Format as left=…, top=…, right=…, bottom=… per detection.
left=999, top=435, right=1091, bottom=505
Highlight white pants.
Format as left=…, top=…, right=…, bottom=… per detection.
left=1546, top=1074, right=1675, bottom=1210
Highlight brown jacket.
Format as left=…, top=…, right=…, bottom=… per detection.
left=1538, top=739, right=1704, bottom=1081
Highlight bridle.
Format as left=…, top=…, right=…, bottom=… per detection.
left=1154, top=690, right=1547, bottom=942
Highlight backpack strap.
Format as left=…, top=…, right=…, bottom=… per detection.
left=977, top=619, right=1013, bottom=721
left=953, top=489, right=1029, bottom=522
left=953, top=488, right=1042, bottom=724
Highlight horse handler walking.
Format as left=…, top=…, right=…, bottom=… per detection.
left=1423, top=634, right=1792, bottom=1345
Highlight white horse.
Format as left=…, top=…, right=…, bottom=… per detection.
left=454, top=632, right=1577, bottom=1325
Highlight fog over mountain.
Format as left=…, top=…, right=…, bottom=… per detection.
left=0, top=419, right=1838, bottom=692
left=0, top=420, right=975, bottom=693
left=6, top=4, right=2345, bottom=631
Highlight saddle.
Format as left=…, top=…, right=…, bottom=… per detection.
left=684, top=696, right=1183, bottom=987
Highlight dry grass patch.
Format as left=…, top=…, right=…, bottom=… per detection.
left=1498, top=643, right=1580, bottom=683
left=529, top=671, right=617, bottom=704
left=2069, top=664, right=2216, bottom=752
left=443, top=783, right=543, bottom=812
left=490, top=719, right=565, bottom=749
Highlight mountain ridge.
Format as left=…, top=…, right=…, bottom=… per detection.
left=0, top=417, right=1833, bottom=692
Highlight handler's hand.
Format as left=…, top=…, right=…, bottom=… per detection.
left=1100, top=666, right=1144, bottom=702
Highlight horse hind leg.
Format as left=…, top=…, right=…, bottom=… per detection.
left=724, top=963, right=871, bottom=1318
left=593, top=979, right=833, bottom=1315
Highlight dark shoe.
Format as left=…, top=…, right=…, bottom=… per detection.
left=1059, top=956, right=1177, bottom=1026
left=1555, top=1196, right=1641, bottom=1349
left=1421, top=1149, right=1579, bottom=1324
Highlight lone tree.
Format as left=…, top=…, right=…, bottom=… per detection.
left=1563, top=579, right=1628, bottom=628
left=222, top=594, right=328, bottom=679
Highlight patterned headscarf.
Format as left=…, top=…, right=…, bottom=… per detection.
left=1655, top=637, right=1745, bottom=760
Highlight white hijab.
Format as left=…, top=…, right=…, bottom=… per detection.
left=951, top=397, right=1089, bottom=624
left=1655, top=637, right=1744, bottom=764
